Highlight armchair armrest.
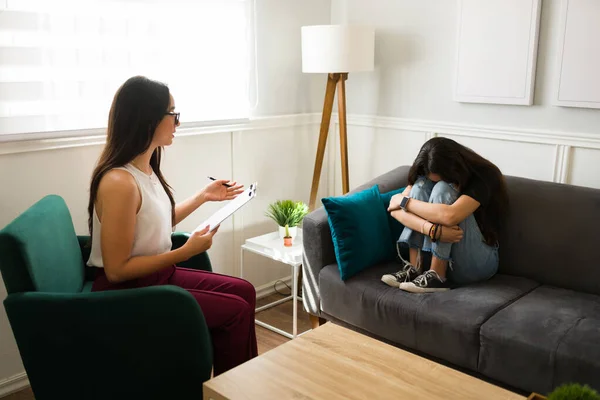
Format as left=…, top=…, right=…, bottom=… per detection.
left=171, top=231, right=212, bottom=272
left=77, top=233, right=213, bottom=273
left=4, top=285, right=212, bottom=399
left=301, top=165, right=410, bottom=317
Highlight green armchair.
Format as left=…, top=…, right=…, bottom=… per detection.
left=0, top=195, right=214, bottom=400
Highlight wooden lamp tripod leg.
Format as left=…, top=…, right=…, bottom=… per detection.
left=307, top=73, right=350, bottom=330
left=308, top=73, right=339, bottom=330
left=308, top=73, right=339, bottom=211
left=338, top=73, right=349, bottom=194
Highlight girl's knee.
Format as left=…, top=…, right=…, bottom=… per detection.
left=410, top=177, right=435, bottom=201
left=429, top=181, right=457, bottom=205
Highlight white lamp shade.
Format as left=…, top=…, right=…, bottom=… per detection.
left=301, top=25, right=374, bottom=73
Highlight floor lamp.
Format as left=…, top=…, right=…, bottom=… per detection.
left=301, top=25, right=375, bottom=210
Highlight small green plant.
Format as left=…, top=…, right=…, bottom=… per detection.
left=548, top=383, right=600, bottom=400
left=284, top=224, right=291, bottom=238
left=265, top=200, right=309, bottom=228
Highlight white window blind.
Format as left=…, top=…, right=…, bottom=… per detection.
left=0, top=0, right=251, bottom=140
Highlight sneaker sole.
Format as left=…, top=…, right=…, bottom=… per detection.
left=381, top=275, right=402, bottom=288
left=398, top=283, right=449, bottom=293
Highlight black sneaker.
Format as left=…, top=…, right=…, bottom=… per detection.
left=381, top=264, right=421, bottom=288
left=399, top=270, right=449, bottom=293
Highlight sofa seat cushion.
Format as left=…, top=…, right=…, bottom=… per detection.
left=555, top=317, right=600, bottom=392
left=479, top=286, right=600, bottom=395
left=320, top=262, right=539, bottom=371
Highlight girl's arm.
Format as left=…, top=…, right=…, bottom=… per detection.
left=391, top=208, right=432, bottom=236
left=389, top=194, right=480, bottom=226
left=97, top=171, right=213, bottom=283
left=390, top=209, right=464, bottom=243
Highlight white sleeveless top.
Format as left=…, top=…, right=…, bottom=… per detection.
left=87, top=164, right=173, bottom=268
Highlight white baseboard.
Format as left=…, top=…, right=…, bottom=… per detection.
left=255, top=276, right=293, bottom=300
left=0, top=372, right=29, bottom=398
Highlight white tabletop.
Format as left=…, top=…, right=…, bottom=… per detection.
left=242, top=230, right=303, bottom=267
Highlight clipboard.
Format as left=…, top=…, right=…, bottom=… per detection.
left=193, top=182, right=258, bottom=233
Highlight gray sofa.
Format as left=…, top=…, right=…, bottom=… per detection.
left=302, top=165, right=600, bottom=395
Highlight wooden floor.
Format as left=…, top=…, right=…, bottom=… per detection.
left=3, top=293, right=311, bottom=400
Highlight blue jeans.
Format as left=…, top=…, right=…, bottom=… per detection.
left=397, top=177, right=499, bottom=285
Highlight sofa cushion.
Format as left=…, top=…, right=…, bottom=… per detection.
left=320, top=262, right=539, bottom=371
left=379, top=186, right=407, bottom=247
left=321, top=185, right=393, bottom=280
left=320, top=262, right=426, bottom=348
left=479, top=286, right=600, bottom=395
left=499, top=176, right=600, bottom=295
left=555, top=317, right=600, bottom=392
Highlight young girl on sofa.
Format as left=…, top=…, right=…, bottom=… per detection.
left=382, top=137, right=509, bottom=293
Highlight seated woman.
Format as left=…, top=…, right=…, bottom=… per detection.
left=382, top=137, right=508, bottom=293
left=87, top=76, right=257, bottom=375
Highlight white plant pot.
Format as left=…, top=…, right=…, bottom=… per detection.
left=278, top=225, right=297, bottom=239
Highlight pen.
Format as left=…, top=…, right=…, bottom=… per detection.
left=208, top=176, right=232, bottom=188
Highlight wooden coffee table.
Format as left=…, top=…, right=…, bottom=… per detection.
left=203, top=323, right=525, bottom=399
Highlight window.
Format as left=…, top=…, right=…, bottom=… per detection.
left=0, top=0, right=251, bottom=140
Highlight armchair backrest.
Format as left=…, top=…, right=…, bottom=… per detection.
left=0, top=195, right=84, bottom=294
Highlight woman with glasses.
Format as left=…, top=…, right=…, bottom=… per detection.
left=86, top=76, right=257, bottom=376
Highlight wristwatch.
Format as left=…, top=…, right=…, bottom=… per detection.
left=399, top=195, right=411, bottom=210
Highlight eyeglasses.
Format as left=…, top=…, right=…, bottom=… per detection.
left=165, top=112, right=180, bottom=125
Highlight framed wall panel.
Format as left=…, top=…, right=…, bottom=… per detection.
left=554, top=0, right=600, bottom=109
left=453, top=0, right=542, bottom=106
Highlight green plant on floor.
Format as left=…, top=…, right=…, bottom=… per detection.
left=265, top=200, right=309, bottom=227
left=548, top=383, right=600, bottom=400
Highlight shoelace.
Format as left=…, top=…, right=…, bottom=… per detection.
left=413, top=271, right=438, bottom=286
left=393, top=264, right=417, bottom=282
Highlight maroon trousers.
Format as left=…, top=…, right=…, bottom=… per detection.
left=92, top=266, right=258, bottom=376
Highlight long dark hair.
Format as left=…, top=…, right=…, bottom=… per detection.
left=408, top=137, right=509, bottom=245
left=87, top=76, right=176, bottom=238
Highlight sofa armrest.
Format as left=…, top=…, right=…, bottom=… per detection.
left=351, top=165, right=411, bottom=195
left=301, top=165, right=411, bottom=317
left=302, top=206, right=336, bottom=316
left=4, top=285, right=212, bottom=399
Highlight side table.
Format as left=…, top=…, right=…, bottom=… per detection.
left=241, top=230, right=305, bottom=339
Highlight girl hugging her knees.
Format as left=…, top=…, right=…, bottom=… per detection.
left=381, top=137, right=509, bottom=293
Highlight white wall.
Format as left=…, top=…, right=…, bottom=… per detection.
left=328, top=0, right=600, bottom=193
left=332, top=0, right=600, bottom=132
left=252, top=0, right=330, bottom=116
left=0, top=0, right=331, bottom=395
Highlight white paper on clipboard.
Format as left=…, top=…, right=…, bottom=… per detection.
left=193, top=182, right=258, bottom=233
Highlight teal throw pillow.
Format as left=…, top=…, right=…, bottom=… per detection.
left=321, top=185, right=393, bottom=281
left=380, top=186, right=407, bottom=250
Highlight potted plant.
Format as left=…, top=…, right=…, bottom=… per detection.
left=265, top=200, right=309, bottom=240
left=283, top=224, right=293, bottom=247
left=542, top=383, right=600, bottom=400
